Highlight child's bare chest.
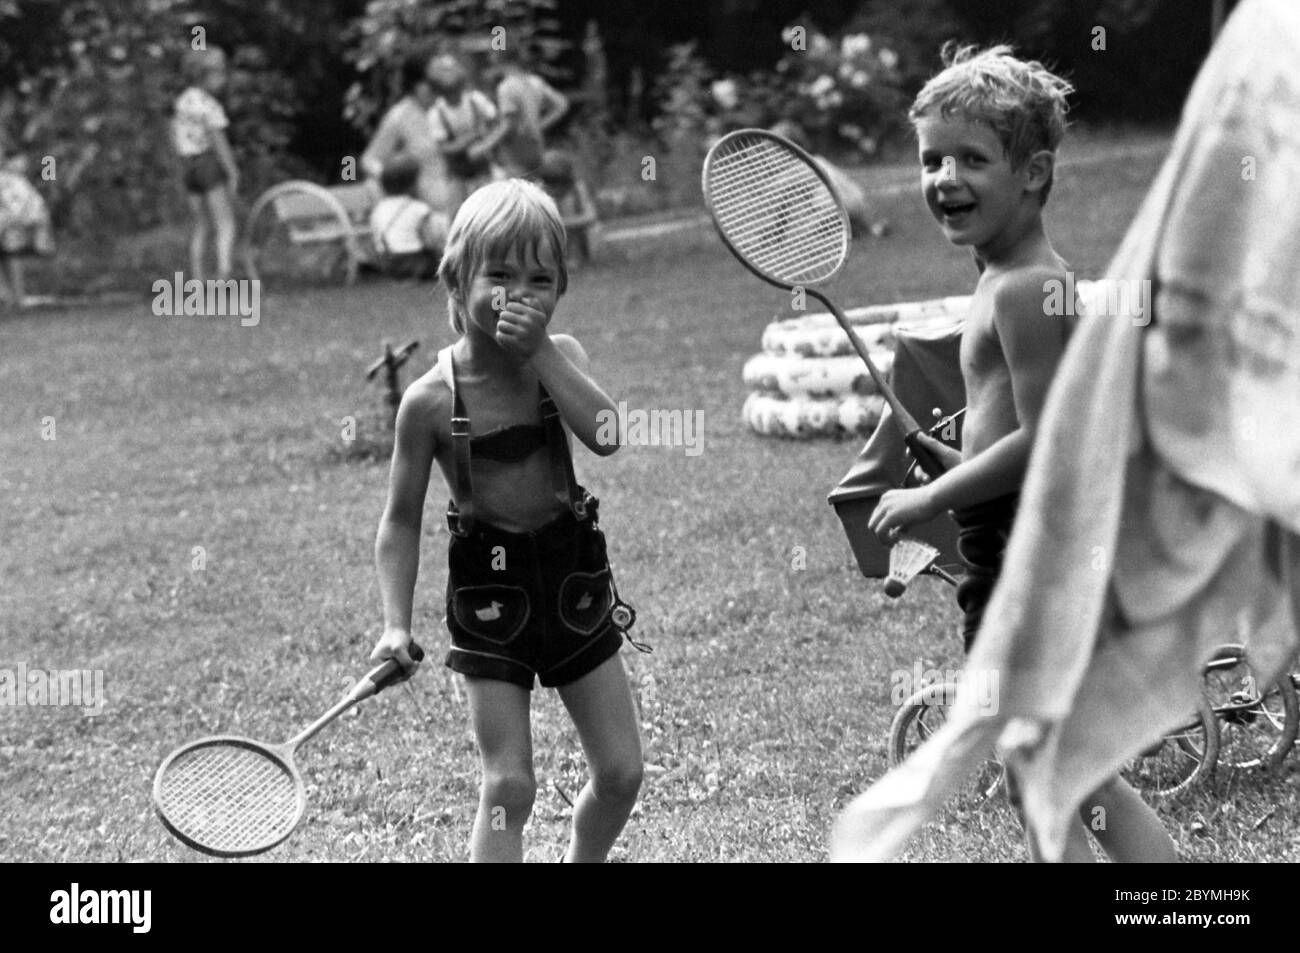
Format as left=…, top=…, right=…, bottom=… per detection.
left=960, top=294, right=1009, bottom=394
left=959, top=290, right=1017, bottom=454
left=430, top=377, right=565, bottom=527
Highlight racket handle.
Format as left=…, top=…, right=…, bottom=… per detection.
left=365, top=641, right=425, bottom=696
left=904, top=431, right=949, bottom=482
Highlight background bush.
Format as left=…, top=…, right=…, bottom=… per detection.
left=0, top=0, right=1239, bottom=241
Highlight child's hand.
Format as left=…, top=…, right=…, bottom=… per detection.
left=495, top=296, right=550, bottom=358
left=369, top=627, right=421, bottom=677
left=868, top=486, right=941, bottom=545
left=910, top=432, right=963, bottom=480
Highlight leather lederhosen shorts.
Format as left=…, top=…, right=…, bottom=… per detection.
left=952, top=493, right=1020, bottom=654
left=444, top=499, right=623, bottom=690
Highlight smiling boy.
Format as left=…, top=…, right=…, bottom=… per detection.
left=869, top=44, right=1075, bottom=653
left=867, top=44, right=1176, bottom=862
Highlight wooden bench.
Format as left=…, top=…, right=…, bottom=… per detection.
left=244, top=180, right=381, bottom=285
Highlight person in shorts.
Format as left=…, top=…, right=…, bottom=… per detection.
left=172, top=46, right=239, bottom=280
left=371, top=179, right=643, bottom=862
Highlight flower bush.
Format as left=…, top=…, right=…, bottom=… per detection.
left=647, top=25, right=907, bottom=169
left=762, top=26, right=906, bottom=159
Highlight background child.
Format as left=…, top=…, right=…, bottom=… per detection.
left=863, top=44, right=1175, bottom=862
left=0, top=151, right=55, bottom=309
left=769, top=119, right=888, bottom=239
left=537, top=149, right=598, bottom=263
left=369, top=155, right=446, bottom=280
left=476, top=48, right=569, bottom=180
left=370, top=179, right=643, bottom=863
left=172, top=45, right=239, bottom=281
left=427, top=52, right=497, bottom=216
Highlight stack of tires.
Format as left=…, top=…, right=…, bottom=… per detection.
left=742, top=296, right=970, bottom=439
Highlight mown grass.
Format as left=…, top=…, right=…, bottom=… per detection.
left=3, top=130, right=1296, bottom=863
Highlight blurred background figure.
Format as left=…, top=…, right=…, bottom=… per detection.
left=369, top=155, right=446, bottom=281
left=770, top=119, right=889, bottom=239
left=427, top=52, right=497, bottom=218
left=0, top=150, right=55, bottom=309
left=361, top=51, right=444, bottom=211
left=172, top=46, right=240, bottom=279
left=537, top=148, right=598, bottom=263
left=477, top=47, right=569, bottom=180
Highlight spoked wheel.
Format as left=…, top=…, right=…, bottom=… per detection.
left=1203, top=644, right=1300, bottom=770
left=244, top=182, right=365, bottom=286
left=1121, top=695, right=1220, bottom=800
left=888, top=682, right=1004, bottom=804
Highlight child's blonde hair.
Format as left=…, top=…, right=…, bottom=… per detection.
left=909, top=43, right=1073, bottom=203
left=438, top=179, right=568, bottom=334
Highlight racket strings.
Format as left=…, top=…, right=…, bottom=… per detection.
left=707, top=135, right=847, bottom=285
left=157, top=743, right=299, bottom=854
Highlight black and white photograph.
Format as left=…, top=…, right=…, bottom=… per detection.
left=2, top=0, right=1297, bottom=892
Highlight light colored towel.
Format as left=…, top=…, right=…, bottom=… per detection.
left=833, top=0, right=1300, bottom=862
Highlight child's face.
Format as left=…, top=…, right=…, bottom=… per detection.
left=202, top=61, right=228, bottom=94
left=916, top=114, right=1031, bottom=251
left=428, top=57, right=465, bottom=94
left=459, top=242, right=561, bottom=339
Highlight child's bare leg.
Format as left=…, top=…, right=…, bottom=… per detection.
left=188, top=193, right=209, bottom=280
left=1011, top=772, right=1093, bottom=862
left=0, top=256, right=22, bottom=306
left=557, top=655, right=643, bottom=862
left=1081, top=775, right=1177, bottom=862
left=1060, top=816, right=1098, bottom=862
left=206, top=185, right=236, bottom=279
left=465, top=676, right=535, bottom=863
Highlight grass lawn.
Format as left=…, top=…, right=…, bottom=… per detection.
left=2, top=132, right=1297, bottom=862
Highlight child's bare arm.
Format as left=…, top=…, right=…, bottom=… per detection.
left=870, top=270, right=1068, bottom=539
left=468, top=112, right=512, bottom=161
left=563, top=180, right=598, bottom=231
left=210, top=128, right=239, bottom=192
left=372, top=381, right=439, bottom=666
left=537, top=84, right=569, bottom=133
left=530, top=334, right=619, bottom=456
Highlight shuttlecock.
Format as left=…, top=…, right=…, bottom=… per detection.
left=884, top=537, right=940, bottom=598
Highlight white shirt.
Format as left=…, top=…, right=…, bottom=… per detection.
left=370, top=196, right=438, bottom=255
left=172, top=87, right=228, bottom=157
left=429, top=89, right=497, bottom=144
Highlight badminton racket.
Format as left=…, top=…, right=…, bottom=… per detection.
left=153, top=641, right=424, bottom=857
left=702, top=128, right=948, bottom=479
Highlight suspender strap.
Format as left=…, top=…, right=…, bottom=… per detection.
left=446, top=348, right=588, bottom=534
left=447, top=354, right=475, bottom=537
left=539, top=384, right=587, bottom=521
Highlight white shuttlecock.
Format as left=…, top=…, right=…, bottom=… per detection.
left=884, top=536, right=940, bottom=598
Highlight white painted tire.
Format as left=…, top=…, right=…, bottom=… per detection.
left=760, top=296, right=970, bottom=358
left=742, top=351, right=894, bottom=399
left=742, top=391, right=885, bottom=439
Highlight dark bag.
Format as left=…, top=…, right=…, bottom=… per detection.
left=438, top=97, right=491, bottom=180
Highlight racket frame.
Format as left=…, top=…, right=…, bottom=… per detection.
left=153, top=734, right=306, bottom=858
left=702, top=128, right=948, bottom=479
left=153, top=649, right=421, bottom=858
